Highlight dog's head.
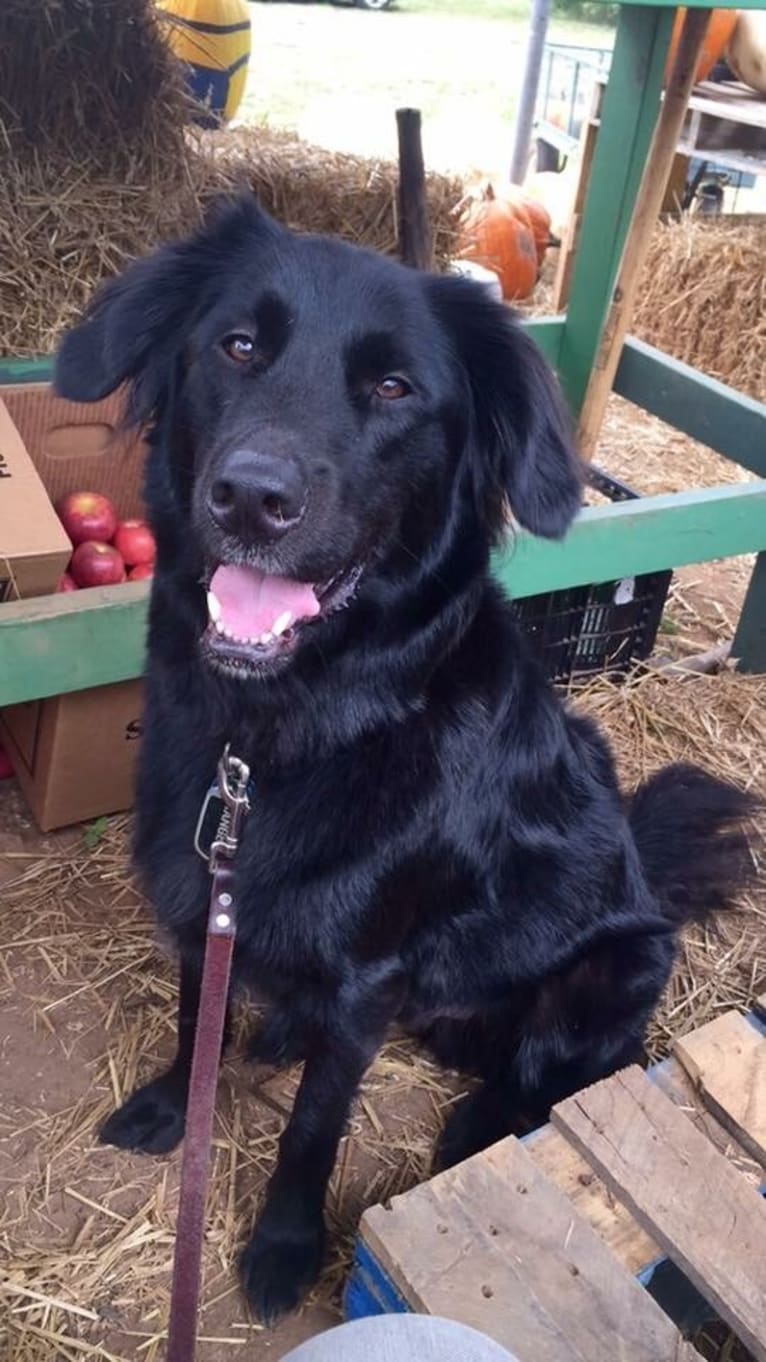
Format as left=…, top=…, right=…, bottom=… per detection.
left=56, top=196, right=582, bottom=680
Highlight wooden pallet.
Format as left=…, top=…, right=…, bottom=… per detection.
left=346, top=1006, right=766, bottom=1362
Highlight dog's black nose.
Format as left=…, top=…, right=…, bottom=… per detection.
left=208, top=450, right=307, bottom=541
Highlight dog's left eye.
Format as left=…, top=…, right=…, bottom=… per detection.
left=375, top=375, right=412, bottom=400
left=221, top=333, right=256, bottom=363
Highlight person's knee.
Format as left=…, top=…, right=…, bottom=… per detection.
left=280, top=1314, right=519, bottom=1362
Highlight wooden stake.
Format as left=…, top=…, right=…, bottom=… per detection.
left=396, top=108, right=433, bottom=271
left=552, top=81, right=602, bottom=312
left=576, top=9, right=711, bottom=460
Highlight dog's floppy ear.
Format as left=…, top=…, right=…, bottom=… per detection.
left=54, top=194, right=281, bottom=420
left=428, top=274, right=583, bottom=540
left=54, top=247, right=197, bottom=414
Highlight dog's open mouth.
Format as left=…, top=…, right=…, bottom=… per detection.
left=202, top=561, right=362, bottom=674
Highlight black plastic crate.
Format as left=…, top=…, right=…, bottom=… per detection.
left=511, top=466, right=672, bottom=684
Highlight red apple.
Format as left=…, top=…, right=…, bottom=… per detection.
left=70, top=541, right=126, bottom=588
left=128, top=562, right=154, bottom=581
left=57, top=572, right=78, bottom=592
left=114, top=519, right=156, bottom=568
left=57, top=491, right=118, bottom=546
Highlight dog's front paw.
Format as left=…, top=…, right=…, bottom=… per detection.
left=99, top=1076, right=186, bottom=1155
left=247, top=1011, right=307, bottom=1068
left=239, top=1219, right=325, bottom=1325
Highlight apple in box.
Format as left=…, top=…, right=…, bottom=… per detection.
left=57, top=491, right=117, bottom=546
left=128, top=562, right=154, bottom=581
left=70, top=541, right=126, bottom=588
left=114, top=519, right=156, bottom=568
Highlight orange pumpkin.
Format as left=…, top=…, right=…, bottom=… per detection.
left=506, top=188, right=554, bottom=267
left=459, top=185, right=538, bottom=301
left=664, top=8, right=738, bottom=84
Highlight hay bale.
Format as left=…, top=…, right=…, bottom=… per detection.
left=633, top=217, right=766, bottom=402
left=0, top=127, right=463, bottom=358
left=195, top=126, right=463, bottom=267
left=0, top=0, right=190, bottom=171
left=0, top=2, right=462, bottom=359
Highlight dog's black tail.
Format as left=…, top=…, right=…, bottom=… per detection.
left=629, top=763, right=759, bottom=925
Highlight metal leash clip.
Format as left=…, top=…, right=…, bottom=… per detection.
left=194, top=744, right=252, bottom=872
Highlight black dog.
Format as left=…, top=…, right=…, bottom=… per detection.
left=55, top=196, right=756, bottom=1324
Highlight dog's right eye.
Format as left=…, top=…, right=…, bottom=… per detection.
left=221, top=333, right=256, bottom=364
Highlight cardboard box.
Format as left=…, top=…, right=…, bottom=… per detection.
left=0, top=382, right=148, bottom=519
left=0, top=681, right=144, bottom=831
left=0, top=384, right=148, bottom=830
left=0, top=398, right=72, bottom=600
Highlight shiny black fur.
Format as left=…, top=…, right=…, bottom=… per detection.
left=55, top=197, right=757, bottom=1324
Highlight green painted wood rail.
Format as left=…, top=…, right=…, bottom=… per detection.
left=2, top=481, right=765, bottom=708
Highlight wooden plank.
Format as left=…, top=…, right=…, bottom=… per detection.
left=614, top=338, right=766, bottom=477
left=686, top=85, right=766, bottom=132
left=0, top=322, right=567, bottom=392
left=576, top=6, right=712, bottom=459
left=552, top=95, right=600, bottom=313
left=674, top=1012, right=766, bottom=1167
left=553, top=1066, right=766, bottom=1362
left=0, top=581, right=149, bottom=706
left=527, top=1039, right=765, bottom=1284
left=558, top=4, right=673, bottom=415
left=2, top=481, right=765, bottom=707
left=732, top=551, right=766, bottom=675
left=651, top=1053, right=765, bottom=1189
left=361, top=1133, right=701, bottom=1362
left=525, top=1125, right=660, bottom=1274
left=492, top=480, right=766, bottom=600
left=396, top=108, right=432, bottom=272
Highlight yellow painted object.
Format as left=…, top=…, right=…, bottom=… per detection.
left=157, top=0, right=252, bottom=127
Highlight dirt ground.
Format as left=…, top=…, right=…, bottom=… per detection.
left=0, top=788, right=454, bottom=1362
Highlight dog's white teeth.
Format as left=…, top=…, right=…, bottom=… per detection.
left=259, top=632, right=274, bottom=646
left=207, top=590, right=222, bottom=623
left=272, top=611, right=292, bottom=637
left=215, top=620, right=225, bottom=635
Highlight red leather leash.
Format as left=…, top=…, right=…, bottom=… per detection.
left=166, top=748, right=251, bottom=1362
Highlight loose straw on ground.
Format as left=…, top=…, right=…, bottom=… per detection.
left=1, top=672, right=763, bottom=1360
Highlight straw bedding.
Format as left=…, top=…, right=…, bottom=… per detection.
left=1, top=671, right=763, bottom=1361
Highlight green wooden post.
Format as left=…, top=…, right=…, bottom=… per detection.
left=557, top=3, right=674, bottom=415
left=732, top=553, right=766, bottom=674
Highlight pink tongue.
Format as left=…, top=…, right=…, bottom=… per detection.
left=210, top=564, right=320, bottom=638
